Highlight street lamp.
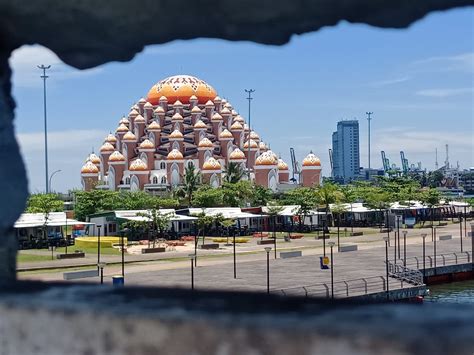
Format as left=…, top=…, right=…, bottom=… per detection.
left=38, top=64, right=51, bottom=193
left=98, top=262, right=106, bottom=284
left=328, top=241, right=335, bottom=299
left=264, top=247, right=272, bottom=294
left=433, top=227, right=437, bottom=270
left=120, top=228, right=129, bottom=278
left=470, top=223, right=474, bottom=270
left=97, top=225, right=101, bottom=272
left=421, top=233, right=427, bottom=279
left=233, top=227, right=237, bottom=279
left=189, top=254, right=196, bottom=290
left=48, top=169, right=62, bottom=193
left=396, top=215, right=401, bottom=259
left=402, top=231, right=407, bottom=267
left=245, top=89, right=255, bottom=180
left=383, top=236, right=389, bottom=301
left=459, top=213, right=463, bottom=252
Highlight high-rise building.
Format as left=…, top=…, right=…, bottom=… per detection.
left=331, top=120, right=360, bottom=184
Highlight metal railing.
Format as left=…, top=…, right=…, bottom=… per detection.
left=272, top=275, right=389, bottom=299
left=402, top=251, right=471, bottom=270
left=387, top=261, right=424, bottom=286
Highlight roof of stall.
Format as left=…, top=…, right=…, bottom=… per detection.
left=14, top=212, right=94, bottom=228
left=113, top=210, right=197, bottom=222
left=261, top=205, right=325, bottom=217
left=186, top=207, right=260, bottom=219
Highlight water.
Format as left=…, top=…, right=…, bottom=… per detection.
left=425, top=280, right=474, bottom=304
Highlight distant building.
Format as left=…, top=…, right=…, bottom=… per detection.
left=331, top=120, right=360, bottom=183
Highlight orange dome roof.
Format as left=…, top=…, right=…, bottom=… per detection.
left=81, top=161, right=99, bottom=174
left=198, top=137, right=214, bottom=148
left=255, top=152, right=277, bottom=166
left=134, top=114, right=145, bottom=123
left=139, top=139, right=155, bottom=149
left=202, top=157, right=222, bottom=171
left=302, top=152, right=322, bottom=167
left=259, top=141, right=267, bottom=151
left=229, top=148, right=246, bottom=160
left=119, top=116, right=129, bottom=125
left=205, top=100, right=214, bottom=107
left=128, top=109, right=139, bottom=118
left=171, top=112, right=183, bottom=121
left=122, top=131, right=137, bottom=141
left=194, top=120, right=207, bottom=129
left=105, top=133, right=117, bottom=144
left=167, top=148, right=184, bottom=160
left=219, top=129, right=233, bottom=139
left=109, top=151, right=125, bottom=162
left=154, top=106, right=165, bottom=114
left=278, top=159, right=289, bottom=170
left=230, top=121, right=243, bottom=130
left=243, top=139, right=258, bottom=149
left=220, top=107, right=231, bottom=115
left=88, top=153, right=101, bottom=164
left=233, top=115, right=244, bottom=123
left=267, top=150, right=278, bottom=160
left=211, top=112, right=223, bottom=121
left=173, top=100, right=183, bottom=107
left=100, top=142, right=115, bottom=153
left=169, top=130, right=184, bottom=139
left=250, top=131, right=260, bottom=140
left=129, top=158, right=148, bottom=171
left=147, top=75, right=217, bottom=105
left=147, top=121, right=161, bottom=131
left=116, top=123, right=129, bottom=133
left=144, top=102, right=153, bottom=109
left=191, top=105, right=202, bottom=114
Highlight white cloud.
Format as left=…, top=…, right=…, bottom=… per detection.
left=9, top=45, right=103, bottom=88
left=370, top=77, right=411, bottom=87
left=415, top=87, right=473, bottom=98
left=412, top=52, right=474, bottom=73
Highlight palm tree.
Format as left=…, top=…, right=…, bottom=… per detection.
left=223, top=162, right=244, bottom=184
left=266, top=202, right=284, bottom=258
left=339, top=185, right=356, bottom=233
left=315, top=182, right=340, bottom=237
left=181, top=163, right=201, bottom=206
left=331, top=203, right=348, bottom=252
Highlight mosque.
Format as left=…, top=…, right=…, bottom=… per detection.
left=81, top=75, right=321, bottom=192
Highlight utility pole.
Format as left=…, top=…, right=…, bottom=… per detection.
left=366, top=112, right=373, bottom=171
left=38, top=64, right=51, bottom=193
left=245, top=89, right=255, bottom=179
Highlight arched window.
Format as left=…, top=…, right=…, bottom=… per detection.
left=161, top=176, right=167, bottom=184
left=160, top=161, right=166, bottom=170
left=172, top=141, right=180, bottom=151
left=187, top=160, right=194, bottom=168
left=171, top=164, right=180, bottom=186
left=205, top=150, right=212, bottom=161
left=125, top=177, right=130, bottom=185
left=152, top=176, right=158, bottom=184
left=130, top=175, right=140, bottom=191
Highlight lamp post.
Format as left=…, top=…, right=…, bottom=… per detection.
left=383, top=236, right=389, bottom=301
left=386, top=210, right=390, bottom=247
left=48, top=169, right=62, bottom=193
left=328, top=241, right=335, bottom=299
left=366, top=111, right=373, bottom=170
left=421, top=233, right=427, bottom=279
left=97, top=225, right=101, bottom=272
left=470, top=223, right=473, bottom=270
left=264, top=247, right=272, bottom=294
left=244, top=89, right=255, bottom=179
left=396, top=215, right=401, bottom=259
left=463, top=205, right=467, bottom=239
left=459, top=213, right=463, bottom=252
left=233, top=227, right=237, bottom=279
left=403, top=231, right=407, bottom=267
left=38, top=64, right=51, bottom=193
left=98, top=262, right=106, bottom=284
left=189, top=254, right=196, bottom=290
left=433, top=227, right=437, bottom=270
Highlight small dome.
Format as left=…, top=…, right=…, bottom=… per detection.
left=88, top=153, right=101, bottom=164
left=189, top=95, right=198, bottom=101
left=169, top=129, right=184, bottom=139
left=144, top=102, right=153, bottom=109
left=229, top=148, right=246, bottom=160
left=105, top=133, right=117, bottom=144
left=100, top=142, right=115, bottom=153
left=147, top=121, right=161, bottom=131
left=139, top=139, right=155, bottom=149
left=243, top=139, right=258, bottom=149
left=194, top=120, right=207, bottom=129
left=259, top=141, right=267, bottom=151
left=202, top=157, right=222, bottom=171
left=173, top=100, right=183, bottom=107
left=171, top=112, right=183, bottom=121
left=267, top=150, right=278, bottom=160
left=220, top=107, right=231, bottom=115
left=205, top=100, right=214, bottom=107
left=243, top=124, right=250, bottom=131
left=167, top=148, right=184, bottom=160
left=302, top=151, right=322, bottom=167
left=154, top=106, right=165, bottom=114
left=122, top=131, right=137, bottom=141
left=234, top=115, right=244, bottom=123
left=119, top=116, right=129, bottom=125
left=255, top=152, right=277, bottom=166
left=191, top=105, right=202, bottom=113
left=116, top=123, right=129, bottom=133
left=134, top=114, right=145, bottom=123
left=138, top=97, right=146, bottom=104
left=81, top=161, right=99, bottom=174
left=219, top=129, right=233, bottom=139
left=198, top=137, right=214, bottom=148
left=230, top=121, right=243, bottom=130
left=211, top=112, right=223, bottom=121
left=224, top=102, right=233, bottom=110
left=159, top=96, right=168, bottom=102
left=278, top=159, right=289, bottom=170
left=231, top=109, right=238, bottom=116
left=128, top=109, right=139, bottom=118
left=250, top=131, right=260, bottom=140
left=214, top=96, right=222, bottom=102
left=132, top=104, right=140, bottom=111
left=129, top=158, right=148, bottom=171
left=109, top=151, right=125, bottom=162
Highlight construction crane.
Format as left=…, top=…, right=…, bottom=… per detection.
left=400, top=151, right=409, bottom=175
left=381, top=151, right=391, bottom=173
left=289, top=148, right=300, bottom=183
left=328, top=148, right=334, bottom=177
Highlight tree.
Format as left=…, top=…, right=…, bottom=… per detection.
left=74, top=190, right=119, bottom=221
left=266, top=202, right=284, bottom=257
left=364, top=188, right=392, bottom=230
left=26, top=193, right=64, bottom=213
left=117, top=191, right=155, bottom=210
left=223, top=162, right=244, bottom=184
left=192, top=185, right=223, bottom=207
left=339, top=185, right=357, bottom=232
left=193, top=211, right=215, bottom=247
left=420, top=188, right=441, bottom=229
left=315, top=182, right=341, bottom=234
left=180, top=163, right=201, bottom=206
left=283, top=187, right=318, bottom=232
left=331, top=203, right=348, bottom=251
left=137, top=209, right=173, bottom=246
left=251, top=184, right=273, bottom=207
left=222, top=181, right=252, bottom=207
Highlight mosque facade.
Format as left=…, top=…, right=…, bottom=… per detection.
left=81, top=75, right=321, bottom=192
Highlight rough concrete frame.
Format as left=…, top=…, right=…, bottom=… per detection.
left=0, top=1, right=472, bottom=282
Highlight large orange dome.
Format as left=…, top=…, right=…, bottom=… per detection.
left=147, top=75, right=217, bottom=105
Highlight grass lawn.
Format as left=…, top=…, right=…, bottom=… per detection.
left=55, top=246, right=121, bottom=255
left=17, top=253, right=54, bottom=263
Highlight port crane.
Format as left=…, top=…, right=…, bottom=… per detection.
left=289, top=148, right=300, bottom=183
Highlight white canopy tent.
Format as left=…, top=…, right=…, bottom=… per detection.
left=14, top=212, right=93, bottom=229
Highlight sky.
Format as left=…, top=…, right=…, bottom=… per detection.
left=9, top=7, right=474, bottom=193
